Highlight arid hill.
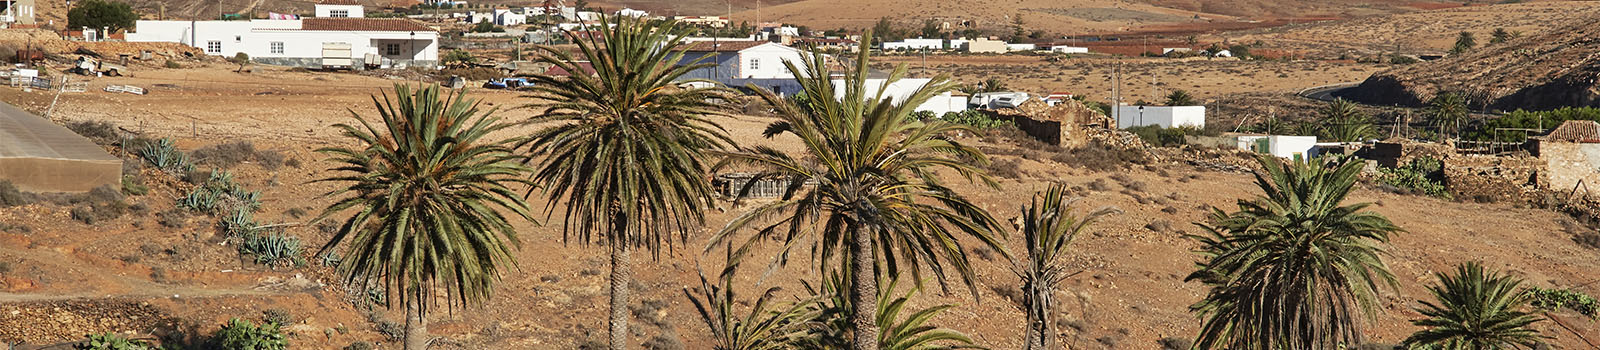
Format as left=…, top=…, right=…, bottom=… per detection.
left=1342, top=12, right=1600, bottom=110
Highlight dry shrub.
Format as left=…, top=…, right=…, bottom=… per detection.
left=987, top=158, right=1024, bottom=179
left=1087, top=178, right=1111, bottom=192
left=0, top=180, right=30, bottom=207
left=65, top=120, right=122, bottom=146
left=193, top=142, right=284, bottom=169
left=642, top=334, right=684, bottom=350
left=1145, top=219, right=1172, bottom=233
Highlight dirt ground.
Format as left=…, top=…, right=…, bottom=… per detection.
left=1, top=62, right=1598, bottom=350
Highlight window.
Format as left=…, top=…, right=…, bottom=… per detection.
left=330, top=9, right=349, bottom=18
left=384, top=43, right=401, bottom=56
left=206, top=40, right=221, bottom=54
left=269, top=41, right=284, bottom=54
left=748, top=57, right=760, bottom=70
left=234, top=35, right=241, bottom=42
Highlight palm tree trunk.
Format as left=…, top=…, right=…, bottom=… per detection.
left=405, top=296, right=428, bottom=350
left=848, top=226, right=879, bottom=350
left=609, top=238, right=632, bottom=350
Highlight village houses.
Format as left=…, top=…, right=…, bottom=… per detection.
left=126, top=1, right=440, bottom=69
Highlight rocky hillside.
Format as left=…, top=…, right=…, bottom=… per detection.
left=1343, top=13, right=1600, bottom=110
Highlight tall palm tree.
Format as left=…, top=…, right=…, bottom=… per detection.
left=1427, top=92, right=1468, bottom=141
left=315, top=84, right=534, bottom=350
left=1013, top=184, right=1115, bottom=350
left=1186, top=155, right=1402, bottom=350
left=1323, top=98, right=1374, bottom=143
left=1404, top=262, right=1544, bottom=350
left=709, top=33, right=1006, bottom=350
left=521, top=14, right=732, bottom=350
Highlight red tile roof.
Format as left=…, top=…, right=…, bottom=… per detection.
left=300, top=18, right=433, bottom=32
left=681, top=41, right=767, bottom=52
left=1547, top=120, right=1600, bottom=142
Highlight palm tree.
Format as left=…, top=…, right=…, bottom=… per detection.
left=1427, top=92, right=1468, bottom=141
left=314, top=84, right=534, bottom=350
left=686, top=251, right=816, bottom=350
left=1403, top=262, right=1544, bottom=350
left=1013, top=184, right=1115, bottom=350
left=1186, top=156, right=1402, bottom=350
left=1165, top=89, right=1196, bottom=106
left=710, top=32, right=1006, bottom=350
left=793, top=271, right=982, bottom=350
left=982, top=77, right=1008, bottom=93
left=521, top=15, right=732, bottom=350
left=1452, top=31, right=1477, bottom=54
left=1323, top=98, right=1374, bottom=142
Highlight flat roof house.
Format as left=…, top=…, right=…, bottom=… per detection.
left=127, top=2, right=439, bottom=69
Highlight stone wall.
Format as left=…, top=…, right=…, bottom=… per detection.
left=1444, top=155, right=1546, bottom=202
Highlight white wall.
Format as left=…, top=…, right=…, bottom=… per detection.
left=882, top=38, right=943, bottom=50
left=128, top=20, right=438, bottom=63
left=315, top=4, right=364, bottom=18
left=831, top=78, right=961, bottom=114
left=1052, top=46, right=1088, bottom=54
left=1006, top=43, right=1036, bottom=51
left=1115, top=106, right=1205, bottom=129
left=736, top=43, right=807, bottom=79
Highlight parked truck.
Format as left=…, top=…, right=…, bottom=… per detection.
left=69, top=56, right=125, bottom=76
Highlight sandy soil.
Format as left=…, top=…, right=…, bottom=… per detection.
left=0, top=62, right=1597, bottom=349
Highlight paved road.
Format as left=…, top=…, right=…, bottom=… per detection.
left=1298, top=82, right=1362, bottom=102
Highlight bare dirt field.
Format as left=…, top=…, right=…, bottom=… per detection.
left=1, top=63, right=1598, bottom=349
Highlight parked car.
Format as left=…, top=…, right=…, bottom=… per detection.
left=482, top=77, right=531, bottom=89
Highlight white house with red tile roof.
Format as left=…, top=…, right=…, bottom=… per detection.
left=126, top=3, right=439, bottom=69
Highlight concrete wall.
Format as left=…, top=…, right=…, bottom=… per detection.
left=1115, top=106, right=1205, bottom=129
left=965, top=39, right=1006, bottom=53
left=1237, top=135, right=1317, bottom=160
left=1052, top=46, right=1088, bottom=54
left=882, top=38, right=943, bottom=50
left=1540, top=141, right=1600, bottom=195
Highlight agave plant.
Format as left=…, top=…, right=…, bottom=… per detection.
left=238, top=230, right=306, bottom=268
left=686, top=251, right=816, bottom=350
left=137, top=137, right=192, bottom=174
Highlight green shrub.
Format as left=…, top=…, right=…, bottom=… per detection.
left=342, top=341, right=374, bottom=350
left=1377, top=157, right=1450, bottom=198
left=213, top=318, right=288, bottom=350
left=1468, top=107, right=1600, bottom=142
left=238, top=231, right=305, bottom=268
left=1529, top=287, right=1598, bottom=319
left=263, top=308, right=295, bottom=326
left=121, top=175, right=148, bottom=196
left=940, top=110, right=1011, bottom=129
left=75, top=332, right=154, bottom=350
left=136, top=138, right=193, bottom=174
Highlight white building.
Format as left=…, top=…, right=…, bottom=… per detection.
left=881, top=38, right=944, bottom=51
left=494, top=8, right=525, bottom=26
left=1237, top=135, right=1319, bottom=161
left=1006, top=43, right=1037, bottom=51
left=964, top=38, right=1007, bottom=54
left=1051, top=46, right=1088, bottom=54
left=1114, top=105, right=1205, bottom=129
left=468, top=11, right=494, bottom=24
left=839, top=78, right=966, bottom=115
left=3, top=0, right=36, bottom=26
left=127, top=4, right=438, bottom=69
left=677, top=41, right=809, bottom=96
left=616, top=8, right=648, bottom=17
left=969, top=92, right=1030, bottom=109
left=315, top=0, right=363, bottom=18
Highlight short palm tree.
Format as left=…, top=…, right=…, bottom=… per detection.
left=793, top=271, right=982, bottom=350
left=1165, top=89, right=1196, bottom=106
left=1403, top=262, right=1544, bottom=350
left=1323, top=98, right=1374, bottom=143
left=315, top=84, right=534, bottom=350
left=1013, top=184, right=1115, bottom=350
left=521, top=14, right=732, bottom=350
left=1186, top=155, right=1402, bottom=350
left=710, top=33, right=1006, bottom=350
left=687, top=248, right=817, bottom=350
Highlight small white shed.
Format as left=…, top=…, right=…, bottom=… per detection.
left=1237, top=135, right=1319, bottom=161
